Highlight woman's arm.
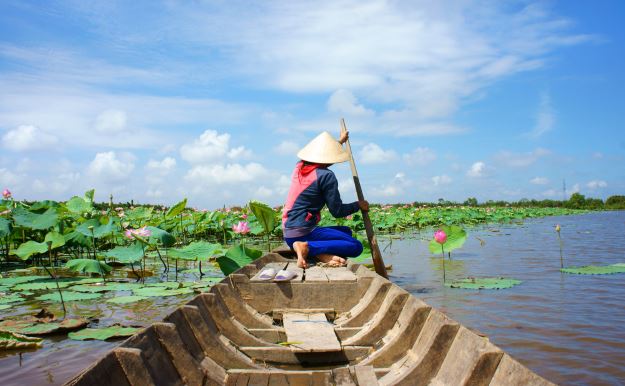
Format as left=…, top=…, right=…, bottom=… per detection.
left=319, top=171, right=360, bottom=218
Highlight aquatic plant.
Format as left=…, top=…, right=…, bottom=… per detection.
left=555, top=224, right=564, bottom=268
left=433, top=229, right=447, bottom=283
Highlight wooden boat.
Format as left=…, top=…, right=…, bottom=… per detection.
left=66, top=250, right=554, bottom=385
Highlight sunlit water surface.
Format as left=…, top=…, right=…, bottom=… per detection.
left=1, top=211, right=624, bottom=385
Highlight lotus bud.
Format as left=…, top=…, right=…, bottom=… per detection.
left=434, top=229, right=447, bottom=244
left=555, top=224, right=561, bottom=233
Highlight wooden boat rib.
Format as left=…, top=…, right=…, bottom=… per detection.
left=66, top=250, right=555, bottom=386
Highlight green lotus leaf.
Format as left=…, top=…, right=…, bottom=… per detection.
left=15, top=241, right=49, bottom=260
left=68, top=326, right=141, bottom=341
left=84, top=189, right=95, bottom=203
left=0, top=294, right=23, bottom=304
left=144, top=282, right=181, bottom=289
left=98, top=282, right=141, bottom=291
left=124, top=206, right=153, bottom=220
left=166, top=198, right=187, bottom=218
left=106, top=295, right=149, bottom=304
left=446, top=277, right=522, bottom=290
left=12, top=281, right=73, bottom=291
left=101, top=243, right=144, bottom=264
left=76, top=218, right=114, bottom=239
left=12, top=207, right=59, bottom=230
left=65, top=196, right=93, bottom=214
left=0, top=305, right=11, bottom=310
left=249, top=200, right=277, bottom=235
left=168, top=241, right=223, bottom=262
left=36, top=291, right=102, bottom=302
left=29, top=200, right=60, bottom=211
left=69, top=284, right=111, bottom=293
left=0, top=218, right=12, bottom=238
left=64, top=231, right=91, bottom=247
left=561, top=264, right=625, bottom=275
left=132, top=287, right=193, bottom=297
left=217, top=244, right=263, bottom=276
left=145, top=226, right=176, bottom=247
left=429, top=225, right=467, bottom=254
left=16, top=318, right=88, bottom=336
left=0, top=275, right=47, bottom=286
left=44, top=231, right=66, bottom=249
left=0, top=331, right=43, bottom=350
left=65, top=259, right=112, bottom=275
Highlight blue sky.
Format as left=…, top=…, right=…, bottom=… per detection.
left=0, top=0, right=623, bottom=209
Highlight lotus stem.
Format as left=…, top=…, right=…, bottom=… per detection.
left=46, top=242, right=66, bottom=319
left=557, top=232, right=564, bottom=269
left=155, top=245, right=168, bottom=273
left=441, top=245, right=446, bottom=284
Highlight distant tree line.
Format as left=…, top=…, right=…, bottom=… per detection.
left=408, top=194, right=625, bottom=210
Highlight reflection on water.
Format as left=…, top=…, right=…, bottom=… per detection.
left=1, top=211, right=624, bottom=385
left=388, top=211, right=625, bottom=386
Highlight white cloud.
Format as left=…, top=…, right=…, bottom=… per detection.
left=2, top=125, right=58, bottom=151
left=527, top=92, right=555, bottom=138
left=146, top=157, right=177, bottom=178
left=180, top=130, right=252, bottom=164
left=586, top=180, right=607, bottom=189
left=93, top=109, right=127, bottom=133
left=403, top=147, right=437, bottom=165
left=530, top=177, right=549, bottom=185
left=87, top=151, right=135, bottom=181
left=0, top=168, right=20, bottom=186
left=467, top=161, right=486, bottom=178
left=274, top=140, right=300, bottom=156
left=494, top=148, right=550, bottom=167
left=359, top=143, right=397, bottom=164
left=184, top=162, right=268, bottom=185
left=327, top=89, right=373, bottom=116
left=432, top=175, right=452, bottom=186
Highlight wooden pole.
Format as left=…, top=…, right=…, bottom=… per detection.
left=340, top=119, right=389, bottom=279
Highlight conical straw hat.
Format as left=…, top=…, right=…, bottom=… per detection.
left=297, top=131, right=350, bottom=164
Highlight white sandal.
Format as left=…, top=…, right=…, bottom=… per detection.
left=274, top=270, right=297, bottom=282
left=258, top=268, right=277, bottom=281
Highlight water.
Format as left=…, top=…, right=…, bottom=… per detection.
left=1, top=211, right=624, bottom=385
left=387, top=211, right=625, bottom=386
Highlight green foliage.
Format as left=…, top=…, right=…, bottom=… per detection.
left=106, top=295, right=149, bottom=304
left=36, top=291, right=102, bottom=302
left=146, top=226, right=176, bottom=247
left=132, top=287, right=193, bottom=297
left=102, top=243, right=144, bottom=264
left=0, top=331, right=43, bottom=350
left=216, top=244, right=263, bottom=276
left=44, top=231, right=66, bottom=249
left=15, top=241, right=49, bottom=260
left=0, top=217, right=12, bottom=238
left=166, top=198, right=187, bottom=218
left=168, top=241, right=223, bottom=261
left=68, top=326, right=140, bottom=341
left=76, top=218, right=114, bottom=238
left=606, top=195, right=625, bottom=209
left=65, top=259, right=112, bottom=275
left=561, top=264, right=625, bottom=275
left=446, top=277, right=522, bottom=289
left=12, top=207, right=58, bottom=230
left=249, top=200, right=277, bottom=235
left=65, top=196, right=93, bottom=214
left=428, top=225, right=467, bottom=254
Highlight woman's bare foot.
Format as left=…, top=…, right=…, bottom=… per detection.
left=316, top=253, right=345, bottom=267
left=293, top=241, right=309, bottom=268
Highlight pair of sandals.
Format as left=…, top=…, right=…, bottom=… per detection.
left=258, top=268, right=297, bottom=282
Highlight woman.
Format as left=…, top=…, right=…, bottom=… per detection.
left=282, top=130, right=368, bottom=268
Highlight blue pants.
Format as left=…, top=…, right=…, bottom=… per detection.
left=284, top=226, right=363, bottom=258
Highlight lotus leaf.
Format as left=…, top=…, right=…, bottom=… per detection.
left=446, top=277, right=522, bottom=290
left=68, top=326, right=140, bottom=341
left=132, top=287, right=193, bottom=297
left=69, top=284, right=110, bottom=293
left=0, top=294, right=23, bottom=304
left=0, top=275, right=47, bottom=286
left=12, top=207, right=58, bottom=230
left=15, top=241, right=49, bottom=260
left=429, top=225, right=467, bottom=254
left=64, top=231, right=91, bottom=247
left=125, top=206, right=153, bottom=220
left=65, top=259, right=112, bottom=275
left=36, top=291, right=102, bottom=302
left=65, top=196, right=93, bottom=214
left=95, top=282, right=140, bottom=291
left=168, top=241, right=222, bottom=261
left=76, top=218, right=114, bottom=239
left=0, top=217, right=12, bottom=238
left=106, top=295, right=149, bottom=304
left=561, top=264, right=625, bottom=275
left=0, top=330, right=43, bottom=350
left=144, top=282, right=181, bottom=289
left=145, top=226, right=176, bottom=247
left=101, top=243, right=144, bottom=264
left=12, top=281, right=73, bottom=291
left=84, top=189, right=95, bottom=203
left=0, top=305, right=10, bottom=310
left=249, top=200, right=277, bottom=235
left=216, top=244, right=262, bottom=276
left=166, top=198, right=187, bottom=218
left=29, top=200, right=60, bottom=210
left=14, top=318, right=88, bottom=336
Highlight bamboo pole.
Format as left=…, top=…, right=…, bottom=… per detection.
left=340, top=119, right=388, bottom=279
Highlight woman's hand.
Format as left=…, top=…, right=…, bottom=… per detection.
left=358, top=200, right=369, bottom=211
left=339, top=130, right=349, bottom=144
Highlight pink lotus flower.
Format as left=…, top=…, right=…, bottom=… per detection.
left=232, top=221, right=250, bottom=235
left=346, top=215, right=353, bottom=220
left=125, top=226, right=152, bottom=239
left=241, top=214, right=248, bottom=219
left=434, top=229, right=447, bottom=244
left=2, top=188, right=11, bottom=199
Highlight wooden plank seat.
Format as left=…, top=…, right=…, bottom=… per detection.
left=283, top=312, right=341, bottom=352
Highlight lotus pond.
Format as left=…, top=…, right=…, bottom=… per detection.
left=0, top=192, right=618, bottom=385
